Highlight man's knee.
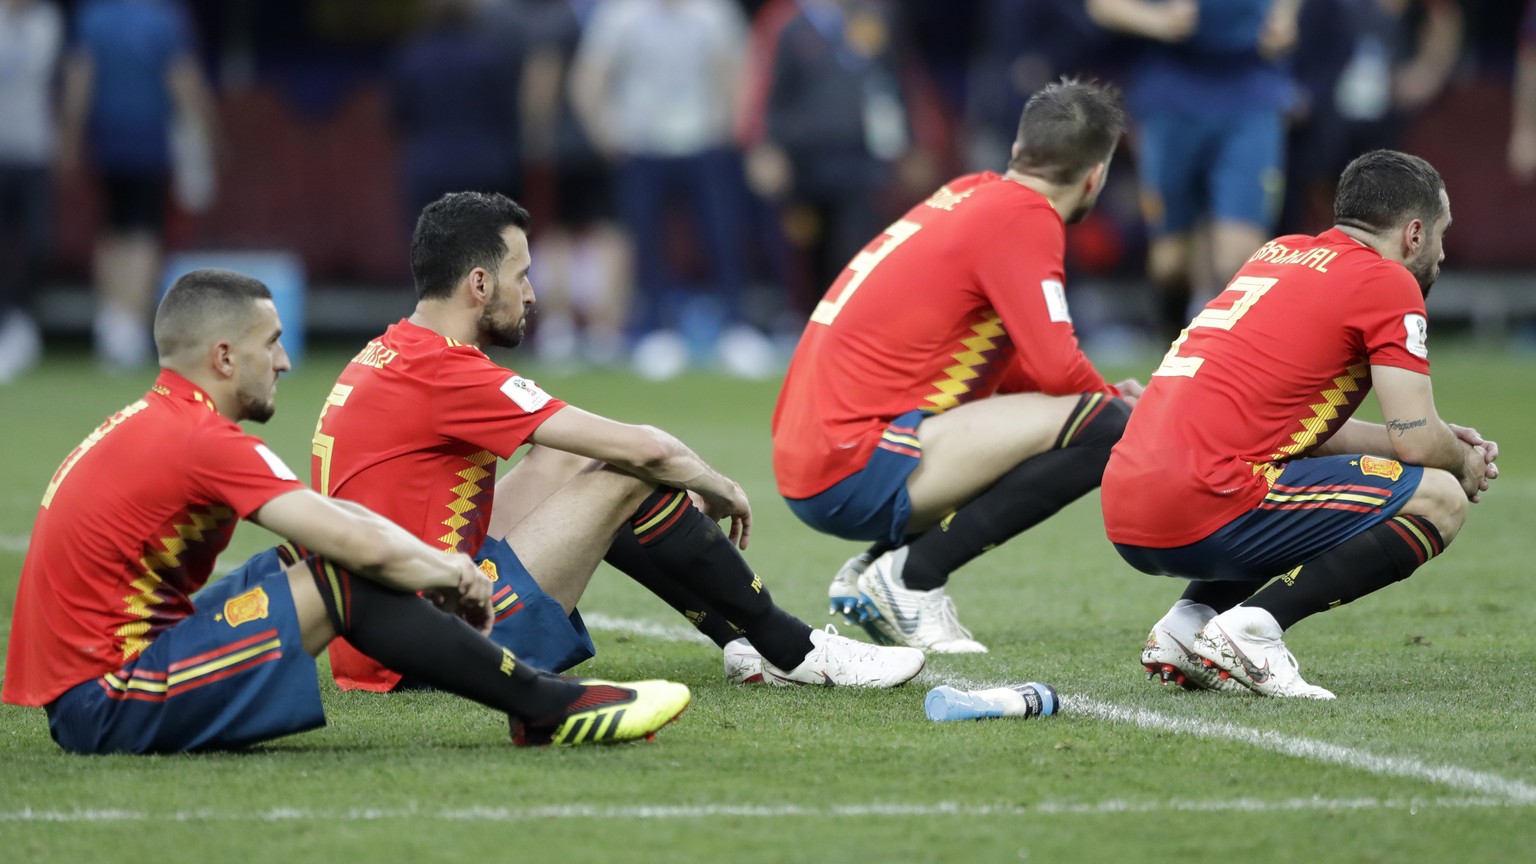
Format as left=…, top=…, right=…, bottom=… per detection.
left=1400, top=468, right=1469, bottom=543
left=1057, top=392, right=1131, bottom=451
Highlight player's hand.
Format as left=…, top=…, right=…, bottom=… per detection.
left=694, top=480, right=753, bottom=550
left=1113, top=378, right=1145, bottom=408
left=1460, top=442, right=1492, bottom=503
left=1450, top=424, right=1500, bottom=476
left=428, top=554, right=495, bottom=635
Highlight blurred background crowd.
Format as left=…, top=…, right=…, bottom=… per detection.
left=1, top=0, right=1533, bottom=384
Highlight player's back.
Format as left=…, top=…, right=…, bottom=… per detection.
left=317, top=323, right=490, bottom=554
left=5, top=373, right=275, bottom=706
left=1103, top=228, right=1429, bottom=547
left=772, top=172, right=1062, bottom=498
left=315, top=320, right=564, bottom=555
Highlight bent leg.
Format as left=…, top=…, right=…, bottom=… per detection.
left=499, top=460, right=652, bottom=612
left=904, top=391, right=1084, bottom=528
left=901, top=393, right=1129, bottom=589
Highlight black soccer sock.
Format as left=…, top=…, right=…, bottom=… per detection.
left=605, top=532, right=741, bottom=649
left=901, top=394, right=1130, bottom=591
left=609, top=487, right=814, bottom=670
left=289, top=547, right=581, bottom=721
left=1177, top=579, right=1259, bottom=612
left=1243, top=515, right=1445, bottom=630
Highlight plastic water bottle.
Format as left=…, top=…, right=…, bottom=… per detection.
left=924, top=683, right=1059, bottom=722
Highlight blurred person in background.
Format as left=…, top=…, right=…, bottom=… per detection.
left=742, top=0, right=944, bottom=319
left=1509, top=0, right=1536, bottom=181
left=1285, top=0, right=1463, bottom=231
left=570, top=0, right=770, bottom=380
left=964, top=0, right=1124, bottom=173
left=522, top=0, right=632, bottom=369
left=1086, top=0, right=1301, bottom=345
left=0, top=0, right=62, bottom=383
left=58, top=0, right=217, bottom=372
left=390, top=0, right=526, bottom=229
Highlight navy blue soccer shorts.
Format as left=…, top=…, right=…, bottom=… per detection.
left=46, top=547, right=326, bottom=754
left=1137, top=109, right=1284, bottom=235
left=784, top=409, right=929, bottom=546
left=1114, top=455, right=1424, bottom=581
left=478, top=536, right=595, bottom=673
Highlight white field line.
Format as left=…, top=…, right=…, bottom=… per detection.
left=582, top=617, right=1536, bottom=805
left=1, top=796, right=1529, bottom=824
left=0, top=532, right=28, bottom=553
left=579, top=611, right=715, bottom=645
left=1069, top=696, right=1536, bottom=803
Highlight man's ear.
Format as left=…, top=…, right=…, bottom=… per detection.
left=466, top=268, right=492, bottom=307
left=210, top=340, right=235, bottom=379
left=1402, top=216, right=1426, bottom=259
left=1084, top=161, right=1107, bottom=197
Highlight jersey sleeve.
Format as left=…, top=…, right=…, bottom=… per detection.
left=1355, top=265, right=1432, bottom=374
left=973, top=206, right=1112, bottom=396
left=189, top=424, right=307, bottom=518
left=431, top=344, right=569, bottom=458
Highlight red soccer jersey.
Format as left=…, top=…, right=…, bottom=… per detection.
left=772, top=172, right=1115, bottom=498
left=3, top=371, right=304, bottom=707
left=311, top=319, right=567, bottom=690
left=1102, top=229, right=1432, bottom=548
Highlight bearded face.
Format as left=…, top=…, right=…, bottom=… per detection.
left=478, top=274, right=530, bottom=348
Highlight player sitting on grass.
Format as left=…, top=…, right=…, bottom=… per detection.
left=1, top=269, right=689, bottom=753
left=309, top=192, right=924, bottom=693
left=772, top=79, right=1142, bottom=653
left=1103, top=150, right=1498, bottom=699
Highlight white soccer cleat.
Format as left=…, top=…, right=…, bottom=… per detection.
left=1192, top=606, right=1336, bottom=700
left=856, top=547, right=987, bottom=654
left=723, top=638, right=787, bottom=687
left=762, top=625, right=925, bottom=688
left=828, top=551, right=893, bottom=643
left=1141, top=602, right=1243, bottom=692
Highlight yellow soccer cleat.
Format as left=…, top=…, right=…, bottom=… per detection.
left=512, top=680, right=691, bottom=747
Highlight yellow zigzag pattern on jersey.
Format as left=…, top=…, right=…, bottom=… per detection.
left=119, top=504, right=236, bottom=659
left=439, top=450, right=496, bottom=551
left=1274, top=362, right=1370, bottom=459
left=924, top=313, right=1007, bottom=413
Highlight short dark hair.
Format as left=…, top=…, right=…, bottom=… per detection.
left=1333, top=150, right=1446, bottom=234
left=1008, top=78, right=1126, bottom=185
left=410, top=191, right=531, bottom=300
left=154, top=269, right=272, bottom=359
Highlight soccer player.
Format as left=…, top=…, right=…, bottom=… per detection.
left=771, top=79, right=1142, bottom=653
left=310, top=191, right=923, bottom=693
left=1086, top=0, right=1299, bottom=342
left=1, top=269, right=690, bottom=753
left=1102, top=150, right=1498, bottom=699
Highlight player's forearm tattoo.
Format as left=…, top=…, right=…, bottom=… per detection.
left=1387, top=418, right=1428, bottom=437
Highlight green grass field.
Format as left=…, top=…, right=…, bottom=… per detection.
left=3, top=340, right=1534, bottom=862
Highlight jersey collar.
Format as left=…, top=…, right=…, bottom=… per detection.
left=150, top=369, right=219, bottom=413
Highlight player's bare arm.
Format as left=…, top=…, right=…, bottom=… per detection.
left=252, top=489, right=491, bottom=610
left=529, top=405, right=753, bottom=548
left=1367, top=365, right=1490, bottom=498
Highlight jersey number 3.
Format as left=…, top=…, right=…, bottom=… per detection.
left=809, top=219, right=922, bottom=325
left=1152, top=276, right=1277, bottom=378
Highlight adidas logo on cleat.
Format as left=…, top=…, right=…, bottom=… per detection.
left=553, top=707, right=628, bottom=744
